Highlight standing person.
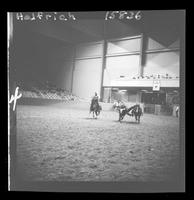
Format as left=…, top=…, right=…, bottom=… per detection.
left=176, top=105, right=179, bottom=117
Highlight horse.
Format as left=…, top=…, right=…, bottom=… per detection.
left=117, top=104, right=143, bottom=123
left=90, top=101, right=102, bottom=119
left=131, top=104, right=143, bottom=123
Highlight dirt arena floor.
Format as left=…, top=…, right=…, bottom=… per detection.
left=16, top=101, right=180, bottom=182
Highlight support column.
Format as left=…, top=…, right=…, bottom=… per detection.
left=70, top=45, right=76, bottom=94
left=100, top=19, right=108, bottom=102
left=138, top=34, right=145, bottom=104
left=139, top=33, right=148, bottom=76
left=100, top=40, right=107, bottom=102
left=109, top=87, right=112, bottom=103
left=139, top=33, right=144, bottom=76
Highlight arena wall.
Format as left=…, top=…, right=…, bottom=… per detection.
left=72, top=42, right=104, bottom=100
left=13, top=27, right=74, bottom=92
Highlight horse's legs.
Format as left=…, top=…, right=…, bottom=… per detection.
left=119, top=110, right=124, bottom=122
left=138, top=115, right=140, bottom=123
left=96, top=110, right=99, bottom=116
left=95, top=111, right=97, bottom=119
left=120, top=114, right=125, bottom=122
left=119, top=113, right=123, bottom=122
left=118, top=114, right=121, bottom=122
left=135, top=114, right=137, bottom=122
left=118, top=110, right=121, bottom=122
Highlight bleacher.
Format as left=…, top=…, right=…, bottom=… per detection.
left=18, top=81, right=82, bottom=101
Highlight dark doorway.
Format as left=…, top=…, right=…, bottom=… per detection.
left=141, top=92, right=166, bottom=105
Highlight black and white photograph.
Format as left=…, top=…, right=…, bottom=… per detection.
left=7, top=10, right=185, bottom=193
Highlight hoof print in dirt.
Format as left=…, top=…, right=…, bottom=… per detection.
left=89, top=164, right=98, bottom=169
left=68, top=145, right=74, bottom=149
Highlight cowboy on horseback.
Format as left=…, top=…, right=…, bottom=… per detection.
left=89, top=92, right=102, bottom=118
left=90, top=92, right=99, bottom=111
left=117, top=103, right=143, bottom=123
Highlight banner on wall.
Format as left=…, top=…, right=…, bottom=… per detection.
left=152, top=80, right=160, bottom=91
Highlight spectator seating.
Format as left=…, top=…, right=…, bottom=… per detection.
left=19, top=82, right=81, bottom=101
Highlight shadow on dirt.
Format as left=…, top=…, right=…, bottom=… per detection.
left=84, top=117, right=98, bottom=120
left=116, top=121, right=140, bottom=124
